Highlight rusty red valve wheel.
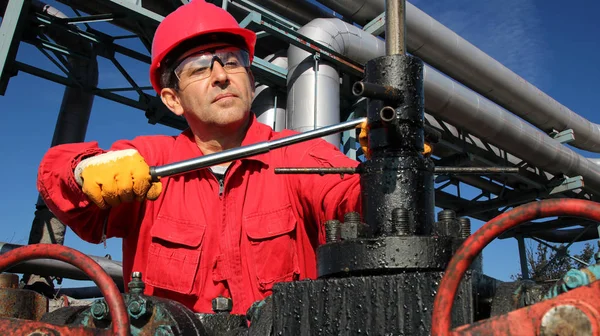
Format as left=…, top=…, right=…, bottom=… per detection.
left=0, top=244, right=130, bottom=336
left=431, top=198, right=600, bottom=336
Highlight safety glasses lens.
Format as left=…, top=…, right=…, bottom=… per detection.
left=174, top=48, right=250, bottom=81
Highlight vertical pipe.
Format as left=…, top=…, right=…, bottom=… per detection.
left=385, top=0, right=406, bottom=56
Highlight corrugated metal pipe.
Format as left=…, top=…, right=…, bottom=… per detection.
left=311, top=0, right=600, bottom=153
left=292, top=18, right=600, bottom=195
left=286, top=18, right=385, bottom=145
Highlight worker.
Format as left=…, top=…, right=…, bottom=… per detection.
left=37, top=0, right=364, bottom=315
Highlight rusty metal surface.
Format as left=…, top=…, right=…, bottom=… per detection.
left=69, top=293, right=209, bottom=335
left=0, top=244, right=130, bottom=336
left=431, top=198, right=600, bottom=336
left=0, top=287, right=48, bottom=321
left=0, top=273, right=18, bottom=289
left=450, top=281, right=600, bottom=335
left=539, top=304, right=593, bottom=336
left=0, top=318, right=112, bottom=335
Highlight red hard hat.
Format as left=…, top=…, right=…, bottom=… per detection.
left=149, top=0, right=257, bottom=93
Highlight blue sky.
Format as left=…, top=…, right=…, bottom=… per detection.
left=0, top=0, right=599, bottom=290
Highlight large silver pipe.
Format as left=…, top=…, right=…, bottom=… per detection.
left=424, top=66, right=600, bottom=194
left=287, top=18, right=385, bottom=145
left=312, top=0, right=600, bottom=152
left=247, top=0, right=336, bottom=25
left=313, top=0, right=384, bottom=26
left=293, top=18, right=600, bottom=195
left=252, top=52, right=288, bottom=131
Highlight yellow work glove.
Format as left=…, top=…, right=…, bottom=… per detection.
left=74, top=149, right=162, bottom=209
left=358, top=121, right=433, bottom=159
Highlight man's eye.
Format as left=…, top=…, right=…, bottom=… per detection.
left=225, top=60, right=240, bottom=67
left=191, top=67, right=209, bottom=74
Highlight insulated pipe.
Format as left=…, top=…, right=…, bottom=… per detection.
left=314, top=0, right=384, bottom=26
left=252, top=52, right=288, bottom=131
left=406, top=3, right=600, bottom=153
left=312, top=0, right=600, bottom=152
left=249, top=0, right=336, bottom=25
left=293, top=18, right=600, bottom=195
left=424, top=66, right=600, bottom=195
left=287, top=18, right=385, bottom=145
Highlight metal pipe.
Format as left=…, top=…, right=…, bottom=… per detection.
left=404, top=3, right=600, bottom=153
left=292, top=17, right=600, bottom=195
left=529, top=227, right=599, bottom=244
left=310, top=0, right=600, bottom=152
left=247, top=0, right=336, bottom=25
left=424, top=65, right=600, bottom=195
left=150, top=117, right=366, bottom=180
left=0, top=244, right=130, bottom=336
left=273, top=166, right=519, bottom=175
left=252, top=51, right=288, bottom=131
left=287, top=18, right=385, bottom=145
left=0, top=242, right=123, bottom=284
left=352, top=81, right=403, bottom=102
left=385, top=0, right=406, bottom=55
left=56, top=286, right=125, bottom=299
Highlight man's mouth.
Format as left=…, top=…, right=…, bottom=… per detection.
left=213, top=93, right=236, bottom=102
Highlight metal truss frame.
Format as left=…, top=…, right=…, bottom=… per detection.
left=1, top=0, right=598, bottom=278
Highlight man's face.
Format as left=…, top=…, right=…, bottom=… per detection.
left=162, top=44, right=255, bottom=130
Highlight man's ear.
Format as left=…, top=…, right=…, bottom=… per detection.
left=160, top=88, right=184, bottom=116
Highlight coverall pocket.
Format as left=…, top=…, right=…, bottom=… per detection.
left=245, top=204, right=299, bottom=292
left=145, top=216, right=205, bottom=295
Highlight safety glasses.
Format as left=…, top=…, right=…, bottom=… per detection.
left=174, top=47, right=251, bottom=83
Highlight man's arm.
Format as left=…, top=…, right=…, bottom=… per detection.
left=284, top=138, right=362, bottom=239
left=37, top=137, right=166, bottom=244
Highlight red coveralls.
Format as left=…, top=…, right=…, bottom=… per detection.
left=37, top=115, right=362, bottom=314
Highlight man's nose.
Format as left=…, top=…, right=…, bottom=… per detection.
left=210, top=61, right=229, bottom=85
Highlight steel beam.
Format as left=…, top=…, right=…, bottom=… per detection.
left=0, top=0, right=29, bottom=95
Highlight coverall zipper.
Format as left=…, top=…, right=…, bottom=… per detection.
left=218, top=178, right=224, bottom=197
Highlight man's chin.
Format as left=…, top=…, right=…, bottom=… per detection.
left=211, top=112, right=250, bottom=129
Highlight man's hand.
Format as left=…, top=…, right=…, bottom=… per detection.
left=74, top=149, right=162, bottom=209
left=358, top=120, right=433, bottom=159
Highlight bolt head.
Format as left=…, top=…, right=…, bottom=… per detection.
left=128, top=297, right=149, bottom=319
left=155, top=325, right=174, bottom=336
left=212, top=296, right=233, bottom=313
left=91, top=300, right=109, bottom=320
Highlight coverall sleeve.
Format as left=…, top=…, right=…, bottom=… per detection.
left=285, top=139, right=362, bottom=235
left=37, top=138, right=160, bottom=244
